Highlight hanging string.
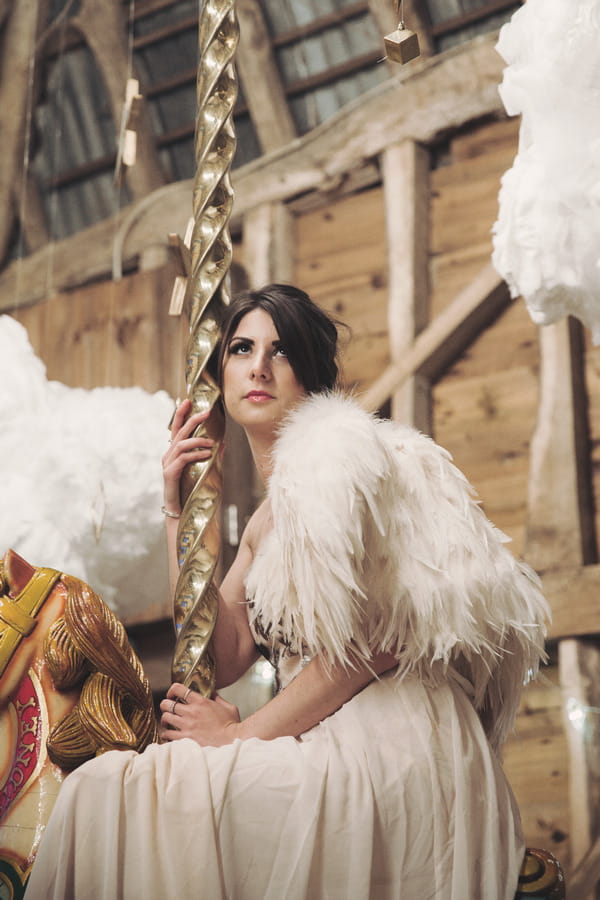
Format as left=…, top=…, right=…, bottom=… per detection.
left=127, top=0, right=136, bottom=77
left=43, top=11, right=70, bottom=306
left=396, top=0, right=405, bottom=28
left=105, top=0, right=137, bottom=386
left=13, top=28, right=38, bottom=315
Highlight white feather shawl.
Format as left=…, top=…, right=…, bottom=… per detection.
left=245, top=392, right=549, bottom=751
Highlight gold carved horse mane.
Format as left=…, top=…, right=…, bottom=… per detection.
left=0, top=549, right=157, bottom=895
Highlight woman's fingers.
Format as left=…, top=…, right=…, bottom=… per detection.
left=170, top=403, right=210, bottom=443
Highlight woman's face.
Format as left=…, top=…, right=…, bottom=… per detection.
left=222, top=308, right=306, bottom=434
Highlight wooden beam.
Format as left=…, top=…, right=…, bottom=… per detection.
left=236, top=0, right=297, bottom=155
left=0, top=0, right=44, bottom=265
left=429, top=0, right=519, bottom=40
left=272, top=2, right=369, bottom=48
left=359, top=263, right=510, bottom=413
left=559, top=639, right=600, bottom=879
left=525, top=318, right=597, bottom=571
left=381, top=140, right=430, bottom=428
left=232, top=32, right=503, bottom=217
left=20, top=173, right=50, bottom=253
left=543, top=565, right=600, bottom=640
left=0, top=0, right=12, bottom=29
left=0, top=35, right=505, bottom=310
left=242, top=202, right=295, bottom=288
left=568, top=834, right=600, bottom=900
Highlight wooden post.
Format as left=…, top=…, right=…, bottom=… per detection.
left=526, top=318, right=596, bottom=570
left=242, top=201, right=295, bottom=287
left=381, top=140, right=430, bottom=429
left=525, top=317, right=599, bottom=888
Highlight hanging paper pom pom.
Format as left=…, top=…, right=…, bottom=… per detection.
left=492, top=0, right=600, bottom=343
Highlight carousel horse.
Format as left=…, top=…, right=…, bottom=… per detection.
left=0, top=549, right=157, bottom=898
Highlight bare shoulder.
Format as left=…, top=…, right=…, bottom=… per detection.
left=218, top=499, right=271, bottom=612
left=241, top=499, right=273, bottom=558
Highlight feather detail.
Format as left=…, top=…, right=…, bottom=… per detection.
left=245, top=392, right=549, bottom=753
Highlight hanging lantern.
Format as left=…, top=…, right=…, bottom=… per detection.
left=492, top=0, right=600, bottom=343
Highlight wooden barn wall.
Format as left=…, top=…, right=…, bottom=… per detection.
left=13, top=263, right=188, bottom=399
left=292, top=117, right=571, bottom=872
left=8, top=115, right=579, bottom=874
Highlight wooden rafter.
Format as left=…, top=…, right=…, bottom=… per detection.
left=236, top=0, right=297, bottom=154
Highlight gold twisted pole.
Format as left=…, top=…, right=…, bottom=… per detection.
left=171, top=0, right=238, bottom=696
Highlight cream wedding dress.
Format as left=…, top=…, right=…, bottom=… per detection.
left=25, top=394, right=548, bottom=900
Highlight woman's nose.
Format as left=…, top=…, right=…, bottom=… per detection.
left=250, top=351, right=271, bottom=380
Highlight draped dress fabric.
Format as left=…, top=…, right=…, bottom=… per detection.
left=25, top=393, right=549, bottom=900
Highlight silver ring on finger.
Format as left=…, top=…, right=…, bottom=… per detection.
left=182, top=687, right=192, bottom=703
left=170, top=699, right=178, bottom=715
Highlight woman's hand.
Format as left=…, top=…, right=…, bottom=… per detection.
left=161, top=399, right=215, bottom=515
left=159, top=682, right=242, bottom=747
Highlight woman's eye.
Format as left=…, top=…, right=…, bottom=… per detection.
left=273, top=346, right=287, bottom=357
left=229, top=341, right=251, bottom=355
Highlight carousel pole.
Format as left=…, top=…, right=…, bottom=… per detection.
left=171, top=0, right=238, bottom=696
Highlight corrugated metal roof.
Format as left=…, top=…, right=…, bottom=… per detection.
left=13, top=0, right=511, bottom=251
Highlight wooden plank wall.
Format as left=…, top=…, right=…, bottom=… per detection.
left=13, top=263, right=187, bottom=400
left=294, top=187, right=389, bottom=394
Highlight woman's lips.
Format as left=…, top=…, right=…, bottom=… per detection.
left=245, top=391, right=274, bottom=401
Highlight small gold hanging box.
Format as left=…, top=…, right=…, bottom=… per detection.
left=384, top=25, right=420, bottom=64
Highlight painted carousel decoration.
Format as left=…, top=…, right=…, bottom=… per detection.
left=0, top=550, right=156, bottom=896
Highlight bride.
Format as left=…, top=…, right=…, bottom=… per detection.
left=25, top=283, right=549, bottom=900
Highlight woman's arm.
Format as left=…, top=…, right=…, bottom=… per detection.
left=160, top=650, right=398, bottom=746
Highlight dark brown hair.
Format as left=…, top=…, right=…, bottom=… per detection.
left=216, top=284, right=342, bottom=394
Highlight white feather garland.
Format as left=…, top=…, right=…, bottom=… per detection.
left=245, top=392, right=549, bottom=752
left=492, top=0, right=600, bottom=342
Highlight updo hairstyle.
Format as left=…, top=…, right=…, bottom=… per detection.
left=216, top=284, right=342, bottom=394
